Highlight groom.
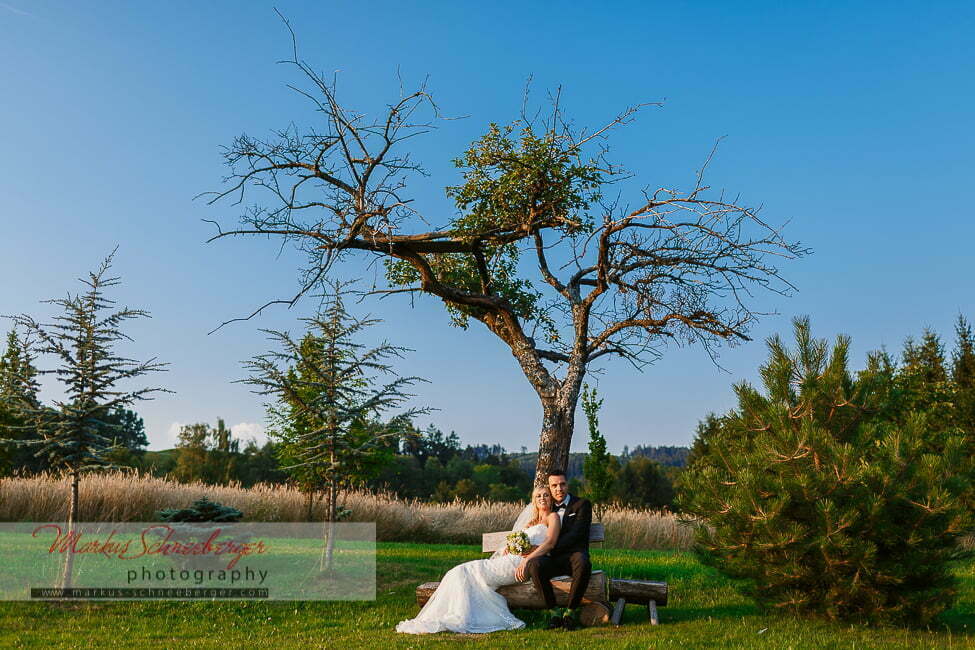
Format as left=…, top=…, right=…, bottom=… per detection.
left=524, top=470, right=592, bottom=630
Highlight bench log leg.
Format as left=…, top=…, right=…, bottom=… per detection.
left=648, top=599, right=659, bottom=625
left=611, top=598, right=626, bottom=626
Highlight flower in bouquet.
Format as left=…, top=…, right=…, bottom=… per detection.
left=505, top=531, right=531, bottom=555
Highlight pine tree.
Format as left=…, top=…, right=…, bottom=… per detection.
left=902, top=328, right=948, bottom=385
left=2, top=252, right=168, bottom=587
left=952, top=315, right=975, bottom=389
left=678, top=317, right=973, bottom=625
left=951, top=315, right=975, bottom=448
left=0, top=329, right=43, bottom=476
left=897, top=328, right=955, bottom=433
left=242, top=283, right=427, bottom=570
left=100, top=406, right=150, bottom=469
left=581, top=384, right=614, bottom=520
left=685, top=413, right=721, bottom=468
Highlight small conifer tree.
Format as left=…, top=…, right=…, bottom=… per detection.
left=0, top=329, right=43, bottom=475
left=2, top=252, right=168, bottom=587
left=581, top=384, right=614, bottom=520
left=679, top=317, right=973, bottom=625
left=242, top=283, right=427, bottom=570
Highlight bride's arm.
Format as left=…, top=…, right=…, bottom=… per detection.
left=520, top=513, right=561, bottom=561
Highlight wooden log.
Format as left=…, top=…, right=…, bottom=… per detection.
left=415, top=570, right=608, bottom=608
left=611, top=597, right=626, bottom=626
left=415, top=581, right=441, bottom=606
left=482, top=523, right=605, bottom=552
left=579, top=601, right=611, bottom=627
left=608, top=578, right=668, bottom=607
left=648, top=599, right=659, bottom=625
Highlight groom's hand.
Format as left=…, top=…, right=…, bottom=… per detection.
left=515, top=559, right=529, bottom=582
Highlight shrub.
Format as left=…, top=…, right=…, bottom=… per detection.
left=157, top=496, right=243, bottom=522
left=678, top=318, right=974, bottom=625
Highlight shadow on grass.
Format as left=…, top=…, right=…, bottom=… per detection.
left=658, top=603, right=759, bottom=624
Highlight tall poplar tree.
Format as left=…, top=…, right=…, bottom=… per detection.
left=581, top=384, right=613, bottom=520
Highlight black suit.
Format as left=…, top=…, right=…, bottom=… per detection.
left=526, top=494, right=593, bottom=609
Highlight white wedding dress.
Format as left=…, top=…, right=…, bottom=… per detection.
left=395, top=522, right=549, bottom=634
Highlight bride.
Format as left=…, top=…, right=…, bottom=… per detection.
left=395, top=486, right=561, bottom=634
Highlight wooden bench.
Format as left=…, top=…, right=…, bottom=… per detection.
left=413, top=523, right=669, bottom=627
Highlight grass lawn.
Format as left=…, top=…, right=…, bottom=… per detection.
left=1, top=543, right=974, bottom=648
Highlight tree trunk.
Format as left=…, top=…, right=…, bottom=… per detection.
left=59, top=469, right=79, bottom=591
left=327, top=477, right=337, bottom=569
left=320, top=446, right=338, bottom=572
left=533, top=394, right=577, bottom=487
left=502, top=316, right=587, bottom=487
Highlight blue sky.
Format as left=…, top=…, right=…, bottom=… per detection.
left=2, top=1, right=973, bottom=452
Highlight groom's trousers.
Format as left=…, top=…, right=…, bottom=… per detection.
left=525, top=551, right=592, bottom=609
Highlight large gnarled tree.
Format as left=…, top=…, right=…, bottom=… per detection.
left=206, top=30, right=807, bottom=484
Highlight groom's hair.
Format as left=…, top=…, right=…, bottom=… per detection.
left=547, top=469, right=568, bottom=480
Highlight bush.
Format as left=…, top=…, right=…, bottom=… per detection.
left=678, top=318, right=973, bottom=625
left=156, top=496, right=244, bottom=522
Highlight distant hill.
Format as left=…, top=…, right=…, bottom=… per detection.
left=509, top=445, right=690, bottom=479
left=141, top=448, right=179, bottom=474
left=623, top=445, right=689, bottom=467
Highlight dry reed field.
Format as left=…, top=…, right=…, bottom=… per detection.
left=0, top=471, right=695, bottom=550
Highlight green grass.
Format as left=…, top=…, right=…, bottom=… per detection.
left=1, top=543, right=974, bottom=648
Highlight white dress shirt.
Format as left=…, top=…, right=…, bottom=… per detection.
left=555, top=494, right=572, bottom=523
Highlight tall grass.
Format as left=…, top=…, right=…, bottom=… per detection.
left=0, top=471, right=694, bottom=550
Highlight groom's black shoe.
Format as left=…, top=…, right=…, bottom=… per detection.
left=546, top=608, right=564, bottom=629
left=562, top=608, right=580, bottom=631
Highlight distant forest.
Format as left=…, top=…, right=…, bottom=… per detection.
left=510, top=445, right=689, bottom=479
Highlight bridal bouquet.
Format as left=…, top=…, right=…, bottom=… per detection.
left=505, top=531, right=531, bottom=555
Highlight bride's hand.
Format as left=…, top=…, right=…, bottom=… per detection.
left=520, top=545, right=538, bottom=557
left=515, top=558, right=529, bottom=582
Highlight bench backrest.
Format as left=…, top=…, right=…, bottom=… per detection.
left=482, top=523, right=605, bottom=553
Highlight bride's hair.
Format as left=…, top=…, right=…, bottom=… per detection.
left=527, top=486, right=553, bottom=527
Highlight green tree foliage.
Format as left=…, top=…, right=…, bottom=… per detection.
left=622, top=444, right=689, bottom=467
left=171, top=418, right=245, bottom=485
left=157, top=496, right=243, bottom=523
left=173, top=423, right=210, bottom=483
left=208, top=418, right=239, bottom=485
left=384, top=119, right=600, bottom=332
left=685, top=414, right=721, bottom=468
left=100, top=406, right=150, bottom=468
left=679, top=318, right=973, bottom=625
left=234, top=439, right=287, bottom=487
left=0, top=329, right=44, bottom=476
left=614, top=456, right=673, bottom=510
left=242, top=285, right=427, bottom=569
left=2, top=253, right=168, bottom=588
left=581, top=384, right=615, bottom=519
left=264, top=333, right=335, bottom=516
left=453, top=478, right=478, bottom=501
left=952, top=316, right=975, bottom=434
left=2, top=253, right=167, bottom=523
